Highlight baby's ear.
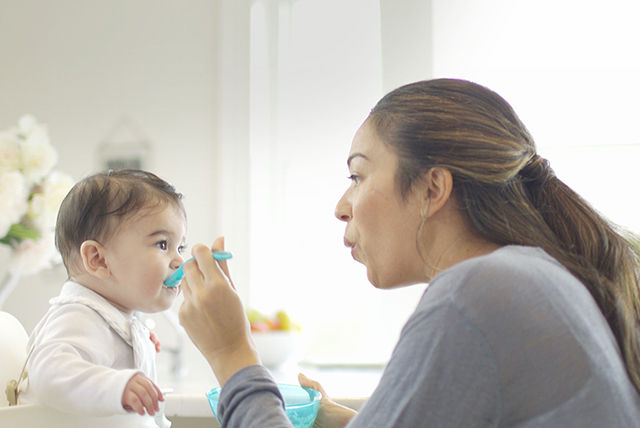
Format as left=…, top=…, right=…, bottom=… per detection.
left=80, top=240, right=110, bottom=279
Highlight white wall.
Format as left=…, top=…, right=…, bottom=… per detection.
left=0, top=0, right=230, bottom=385
left=1, top=0, right=436, bottom=369
left=0, top=0, right=220, bottom=255
left=380, top=0, right=433, bottom=92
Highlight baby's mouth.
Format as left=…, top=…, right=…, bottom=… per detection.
left=162, top=282, right=181, bottom=292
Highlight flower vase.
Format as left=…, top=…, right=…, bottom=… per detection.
left=0, top=269, right=21, bottom=310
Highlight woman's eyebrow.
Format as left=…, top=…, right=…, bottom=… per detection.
left=347, top=153, right=368, bottom=167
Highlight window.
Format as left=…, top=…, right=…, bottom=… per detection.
left=432, top=0, right=640, bottom=232
left=248, top=0, right=425, bottom=365
left=245, top=0, right=640, bottom=365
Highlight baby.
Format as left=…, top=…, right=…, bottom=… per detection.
left=18, top=169, right=186, bottom=426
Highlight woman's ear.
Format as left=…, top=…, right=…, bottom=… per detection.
left=422, top=167, right=454, bottom=217
left=80, top=240, right=110, bottom=279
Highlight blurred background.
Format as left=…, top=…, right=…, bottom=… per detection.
left=1, top=0, right=639, bottom=381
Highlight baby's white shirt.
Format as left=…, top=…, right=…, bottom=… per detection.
left=19, top=281, right=157, bottom=419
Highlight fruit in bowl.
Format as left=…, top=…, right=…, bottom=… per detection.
left=247, top=309, right=304, bottom=368
left=247, top=308, right=300, bottom=332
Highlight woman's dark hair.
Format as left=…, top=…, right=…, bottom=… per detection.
left=369, top=78, right=640, bottom=392
left=55, top=169, right=185, bottom=271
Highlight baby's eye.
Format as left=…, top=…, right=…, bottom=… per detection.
left=156, top=240, right=168, bottom=251
left=178, top=245, right=187, bottom=254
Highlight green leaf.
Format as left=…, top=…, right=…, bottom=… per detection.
left=1, top=223, right=41, bottom=246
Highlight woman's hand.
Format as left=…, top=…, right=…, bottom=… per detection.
left=298, top=373, right=357, bottom=428
left=178, top=237, right=260, bottom=386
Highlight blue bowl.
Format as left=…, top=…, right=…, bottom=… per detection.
left=206, top=383, right=321, bottom=428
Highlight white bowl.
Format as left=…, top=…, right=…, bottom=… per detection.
left=252, top=331, right=303, bottom=369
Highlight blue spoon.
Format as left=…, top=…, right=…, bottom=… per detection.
left=163, top=251, right=233, bottom=288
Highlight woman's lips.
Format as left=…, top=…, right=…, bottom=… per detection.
left=344, top=237, right=360, bottom=261
left=344, top=239, right=359, bottom=260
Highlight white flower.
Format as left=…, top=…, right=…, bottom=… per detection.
left=17, top=115, right=38, bottom=135
left=0, top=116, right=70, bottom=278
left=10, top=232, right=59, bottom=276
left=20, top=123, right=57, bottom=185
left=0, top=130, right=22, bottom=174
left=0, top=171, right=29, bottom=238
left=27, top=171, right=74, bottom=232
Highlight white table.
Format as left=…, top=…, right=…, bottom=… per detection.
left=163, top=364, right=382, bottom=427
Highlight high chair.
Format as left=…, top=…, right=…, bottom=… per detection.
left=0, top=311, right=157, bottom=427
left=0, top=310, right=28, bottom=408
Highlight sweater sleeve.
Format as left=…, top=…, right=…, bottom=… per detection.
left=347, top=299, right=501, bottom=427
left=217, top=300, right=500, bottom=428
left=26, top=304, right=140, bottom=415
left=218, top=365, right=292, bottom=428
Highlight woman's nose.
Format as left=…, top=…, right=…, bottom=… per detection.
left=335, top=191, right=351, bottom=222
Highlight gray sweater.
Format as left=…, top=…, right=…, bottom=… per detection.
left=218, top=246, right=640, bottom=427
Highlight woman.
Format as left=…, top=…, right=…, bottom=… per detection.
left=179, top=79, right=640, bottom=427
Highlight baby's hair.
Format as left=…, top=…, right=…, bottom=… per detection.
left=55, top=169, right=185, bottom=272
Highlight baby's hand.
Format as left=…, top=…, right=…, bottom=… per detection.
left=122, top=373, right=164, bottom=416
left=150, top=331, right=161, bottom=353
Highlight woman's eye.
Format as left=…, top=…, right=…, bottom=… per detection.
left=347, top=174, right=360, bottom=184
left=156, top=241, right=168, bottom=251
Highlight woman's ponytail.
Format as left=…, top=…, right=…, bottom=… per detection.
left=370, top=78, right=640, bottom=393
left=527, top=168, right=640, bottom=393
